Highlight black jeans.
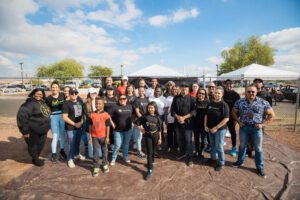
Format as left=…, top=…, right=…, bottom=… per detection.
left=227, top=117, right=237, bottom=148
left=167, top=123, right=178, bottom=149
left=92, top=137, right=108, bottom=167
left=175, top=125, right=193, bottom=162
left=144, top=133, right=158, bottom=170
left=24, top=133, right=47, bottom=160
left=109, top=126, right=114, bottom=145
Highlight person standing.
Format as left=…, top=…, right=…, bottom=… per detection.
left=254, top=78, right=273, bottom=106
left=137, top=102, right=162, bottom=180
left=171, top=83, right=196, bottom=167
left=165, top=85, right=179, bottom=152
left=232, top=85, right=275, bottom=177
left=46, top=81, right=67, bottom=162
left=117, top=76, right=129, bottom=95
left=134, top=78, right=147, bottom=97
left=89, top=98, right=111, bottom=176
left=17, top=88, right=51, bottom=166
left=223, top=79, right=240, bottom=157
left=189, top=82, right=199, bottom=98
left=163, top=81, right=176, bottom=98
left=98, top=76, right=118, bottom=97
left=194, top=88, right=210, bottom=158
left=110, top=95, right=133, bottom=165
left=204, top=87, right=229, bottom=171
left=62, top=88, right=85, bottom=168
left=207, top=82, right=216, bottom=101
left=145, top=78, right=158, bottom=99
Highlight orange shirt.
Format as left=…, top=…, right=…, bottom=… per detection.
left=90, top=111, right=111, bottom=138
left=189, top=91, right=197, bottom=97
left=117, top=85, right=127, bottom=95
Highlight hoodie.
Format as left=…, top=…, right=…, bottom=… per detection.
left=17, top=98, right=51, bottom=135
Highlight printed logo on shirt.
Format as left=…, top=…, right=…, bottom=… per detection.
left=73, top=103, right=82, bottom=117
left=40, top=104, right=51, bottom=117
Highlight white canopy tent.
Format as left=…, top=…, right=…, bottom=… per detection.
left=219, top=63, right=299, bottom=80
left=129, top=64, right=184, bottom=77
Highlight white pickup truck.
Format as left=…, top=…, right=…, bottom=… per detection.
left=64, top=80, right=81, bottom=89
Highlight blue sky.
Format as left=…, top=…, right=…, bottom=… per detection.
left=0, top=0, right=299, bottom=77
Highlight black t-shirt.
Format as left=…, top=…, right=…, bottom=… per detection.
left=133, top=97, right=149, bottom=116
left=194, top=99, right=209, bottom=129
left=104, top=96, right=117, bottom=116
left=111, top=104, right=133, bottom=132
left=206, top=101, right=229, bottom=130
left=127, top=95, right=136, bottom=105
left=257, top=89, right=272, bottom=107
left=98, top=86, right=119, bottom=97
left=62, top=100, right=83, bottom=130
left=138, top=114, right=161, bottom=133
left=223, top=90, right=240, bottom=110
left=45, top=93, right=65, bottom=114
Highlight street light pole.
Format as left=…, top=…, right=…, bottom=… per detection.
left=216, top=64, right=219, bottom=80
left=120, top=64, right=123, bottom=76
left=20, top=62, right=24, bottom=87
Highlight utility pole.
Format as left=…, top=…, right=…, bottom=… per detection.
left=120, top=64, right=123, bottom=76
left=20, top=62, right=24, bottom=87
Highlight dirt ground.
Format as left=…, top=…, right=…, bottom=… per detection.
left=0, top=116, right=300, bottom=199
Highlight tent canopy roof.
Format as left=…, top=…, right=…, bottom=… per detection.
left=129, top=64, right=183, bottom=77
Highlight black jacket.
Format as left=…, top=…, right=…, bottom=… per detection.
left=17, top=98, right=51, bottom=135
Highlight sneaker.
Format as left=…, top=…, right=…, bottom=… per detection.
left=232, top=161, right=244, bottom=168
left=230, top=147, right=237, bottom=157
left=68, top=159, right=75, bottom=168
left=110, top=160, right=116, bottom=166
left=167, top=148, right=171, bottom=152
left=74, top=154, right=86, bottom=161
left=92, top=167, right=99, bottom=177
left=124, top=158, right=131, bottom=163
left=137, top=152, right=146, bottom=158
left=257, top=168, right=266, bottom=177
left=103, top=164, right=109, bottom=173
left=198, top=153, right=204, bottom=160
left=145, top=170, right=153, bottom=181
left=187, top=161, right=194, bottom=167
left=59, top=149, right=67, bottom=161
left=154, top=153, right=160, bottom=159
left=32, top=158, right=45, bottom=167
left=51, top=153, right=58, bottom=162
left=215, top=164, right=224, bottom=171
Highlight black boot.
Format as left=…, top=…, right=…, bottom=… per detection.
left=59, top=149, right=67, bottom=161
left=32, top=158, right=45, bottom=167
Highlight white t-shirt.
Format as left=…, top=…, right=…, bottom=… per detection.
left=145, top=88, right=155, bottom=99
left=149, top=96, right=167, bottom=116
left=165, top=96, right=175, bottom=123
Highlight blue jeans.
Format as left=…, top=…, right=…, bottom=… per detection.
left=50, top=114, right=65, bottom=153
left=175, top=125, right=193, bottom=161
left=112, top=129, right=133, bottom=161
left=209, top=128, right=226, bottom=165
left=238, top=126, right=264, bottom=170
left=67, top=130, right=82, bottom=160
left=132, top=124, right=143, bottom=151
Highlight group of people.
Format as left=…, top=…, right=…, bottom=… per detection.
left=16, top=76, right=275, bottom=180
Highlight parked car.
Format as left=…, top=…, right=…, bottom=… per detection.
left=64, top=80, right=81, bottom=89
left=91, top=82, right=102, bottom=88
left=3, top=85, right=23, bottom=93
left=280, top=85, right=298, bottom=102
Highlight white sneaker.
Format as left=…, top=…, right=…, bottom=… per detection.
left=110, top=160, right=116, bottom=166
left=124, top=158, right=131, bottom=163
left=74, top=154, right=86, bottom=161
left=68, top=159, right=75, bottom=168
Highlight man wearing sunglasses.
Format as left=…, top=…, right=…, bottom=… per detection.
left=231, top=85, right=275, bottom=177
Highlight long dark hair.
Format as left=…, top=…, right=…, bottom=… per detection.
left=146, top=101, right=159, bottom=116
left=28, top=88, right=46, bottom=100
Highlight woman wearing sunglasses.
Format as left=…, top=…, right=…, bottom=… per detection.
left=110, top=95, right=133, bottom=165
left=194, top=88, right=210, bottom=158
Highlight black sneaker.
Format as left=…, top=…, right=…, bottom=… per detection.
left=145, top=170, right=153, bottom=181
left=232, top=161, right=244, bottom=168
left=257, top=168, right=266, bottom=177
left=59, top=149, right=67, bottom=161
left=32, top=158, right=45, bottom=167
left=215, top=164, right=224, bottom=171
left=51, top=153, right=58, bottom=162
left=187, top=161, right=194, bottom=167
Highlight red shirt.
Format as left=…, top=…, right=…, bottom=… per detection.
left=189, top=91, right=197, bottom=97
left=117, top=85, right=127, bottom=95
left=90, top=111, right=111, bottom=138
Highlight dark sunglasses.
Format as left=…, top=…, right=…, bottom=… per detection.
left=119, top=98, right=127, bottom=100
left=208, top=86, right=215, bottom=88
left=247, top=91, right=255, bottom=94
left=70, top=92, right=78, bottom=95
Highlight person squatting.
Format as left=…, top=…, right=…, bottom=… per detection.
left=17, top=77, right=275, bottom=180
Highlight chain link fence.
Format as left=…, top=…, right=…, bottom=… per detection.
left=0, top=76, right=299, bottom=132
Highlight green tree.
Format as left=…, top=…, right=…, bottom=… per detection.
left=220, top=36, right=275, bottom=74
left=36, top=59, right=84, bottom=78
left=88, top=65, right=113, bottom=77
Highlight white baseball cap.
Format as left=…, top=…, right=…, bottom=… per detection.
left=88, top=87, right=97, bottom=94
left=122, top=76, right=128, bottom=80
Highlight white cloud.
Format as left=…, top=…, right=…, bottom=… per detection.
left=37, top=0, right=102, bottom=12
left=0, top=55, right=14, bottom=67
left=139, top=44, right=167, bottom=54
left=86, top=0, right=142, bottom=29
left=206, top=56, right=224, bottom=65
left=149, top=8, right=199, bottom=27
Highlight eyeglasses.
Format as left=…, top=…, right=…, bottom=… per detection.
left=247, top=91, right=255, bottom=94
left=119, top=98, right=127, bottom=100
left=208, top=86, right=215, bottom=88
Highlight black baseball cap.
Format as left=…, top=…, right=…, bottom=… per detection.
left=106, top=86, right=114, bottom=90
left=180, top=82, right=189, bottom=87
left=225, top=79, right=233, bottom=83
left=253, top=78, right=263, bottom=83
left=69, top=88, right=78, bottom=95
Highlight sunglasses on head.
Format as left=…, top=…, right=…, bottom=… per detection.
left=247, top=91, right=255, bottom=94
